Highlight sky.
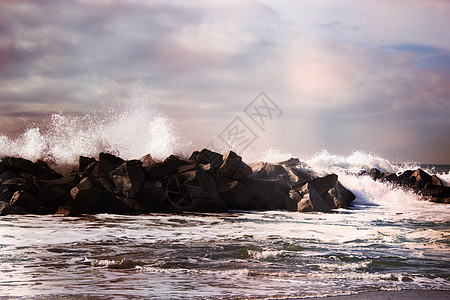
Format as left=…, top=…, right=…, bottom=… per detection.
left=0, top=0, right=449, bottom=163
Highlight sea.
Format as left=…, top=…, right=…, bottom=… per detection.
left=0, top=110, right=449, bottom=299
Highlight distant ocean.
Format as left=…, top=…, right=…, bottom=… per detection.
left=0, top=111, right=449, bottom=299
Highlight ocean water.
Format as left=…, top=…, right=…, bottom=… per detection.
left=1, top=111, right=449, bottom=299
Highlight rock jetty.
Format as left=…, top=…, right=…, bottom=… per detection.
left=369, top=167, right=450, bottom=204
left=1, top=149, right=446, bottom=216
left=0, top=149, right=357, bottom=216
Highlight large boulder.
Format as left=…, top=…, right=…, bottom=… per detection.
left=34, top=175, right=79, bottom=206
left=144, top=155, right=192, bottom=180
left=0, top=170, right=17, bottom=184
left=240, top=177, right=289, bottom=210
left=216, top=179, right=256, bottom=210
left=1, top=157, right=62, bottom=180
left=189, top=149, right=223, bottom=170
left=10, top=190, right=43, bottom=207
left=164, top=169, right=227, bottom=213
left=79, top=156, right=96, bottom=172
left=380, top=172, right=398, bottom=183
left=419, top=184, right=450, bottom=204
left=2, top=157, right=36, bottom=174
left=397, top=170, right=414, bottom=186
left=292, top=174, right=338, bottom=195
left=140, top=154, right=156, bottom=169
left=99, top=152, right=125, bottom=169
left=219, top=150, right=252, bottom=180
left=69, top=177, right=103, bottom=212
left=135, top=181, right=167, bottom=212
left=410, top=169, right=432, bottom=191
left=249, top=162, right=291, bottom=182
left=289, top=183, right=332, bottom=213
left=33, top=160, right=63, bottom=180
left=288, top=174, right=355, bottom=213
left=2, top=177, right=37, bottom=195
left=110, top=160, right=145, bottom=198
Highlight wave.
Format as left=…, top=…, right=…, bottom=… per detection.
left=0, top=106, right=186, bottom=166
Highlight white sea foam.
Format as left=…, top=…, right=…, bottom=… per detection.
left=306, top=150, right=397, bottom=173
left=0, top=106, right=186, bottom=166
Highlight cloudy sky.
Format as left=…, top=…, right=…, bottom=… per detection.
left=0, top=0, right=449, bottom=163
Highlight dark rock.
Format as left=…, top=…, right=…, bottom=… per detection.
left=110, top=160, right=145, bottom=198
left=0, top=186, right=12, bottom=202
left=177, top=164, right=198, bottom=174
left=135, top=181, right=167, bottom=211
left=34, top=176, right=79, bottom=206
left=99, top=152, right=125, bottom=168
left=369, top=168, right=382, bottom=181
left=335, top=182, right=356, bottom=207
left=380, top=172, right=398, bottom=183
left=279, top=158, right=309, bottom=169
left=2, top=177, right=37, bottom=194
left=410, top=169, right=432, bottom=190
left=216, top=179, right=256, bottom=210
left=288, top=174, right=355, bottom=212
left=419, top=185, right=450, bottom=203
left=219, top=150, right=252, bottom=180
left=164, top=170, right=227, bottom=213
left=1, top=157, right=61, bottom=180
left=0, top=201, right=9, bottom=215
left=397, top=170, right=414, bottom=185
left=33, top=160, right=63, bottom=180
left=55, top=206, right=80, bottom=217
left=69, top=177, right=103, bottom=212
left=94, top=177, right=118, bottom=194
left=241, top=177, right=289, bottom=210
left=2, top=157, right=35, bottom=174
left=293, top=174, right=338, bottom=196
left=79, top=156, right=96, bottom=172
left=97, top=192, right=150, bottom=214
left=431, top=175, right=443, bottom=186
left=250, top=162, right=289, bottom=179
left=0, top=200, right=29, bottom=216
left=140, top=154, right=155, bottom=169
left=189, top=149, right=223, bottom=170
left=0, top=170, right=17, bottom=183
left=10, top=190, right=43, bottom=207
left=290, top=183, right=332, bottom=213
left=83, top=153, right=125, bottom=180
left=144, top=155, right=192, bottom=180
left=113, top=196, right=150, bottom=214
left=84, top=161, right=114, bottom=179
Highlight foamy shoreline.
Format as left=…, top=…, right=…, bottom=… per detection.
left=310, top=289, right=449, bottom=300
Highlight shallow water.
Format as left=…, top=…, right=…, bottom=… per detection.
left=1, top=195, right=449, bottom=299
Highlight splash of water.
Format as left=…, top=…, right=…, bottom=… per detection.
left=0, top=106, right=185, bottom=166
left=305, top=150, right=398, bottom=173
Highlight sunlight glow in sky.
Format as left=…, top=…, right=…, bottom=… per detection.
left=0, top=0, right=449, bottom=163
